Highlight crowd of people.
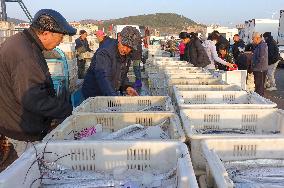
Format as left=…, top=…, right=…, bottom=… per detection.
left=164, top=30, right=280, bottom=96
left=0, top=9, right=144, bottom=170
left=0, top=8, right=281, bottom=172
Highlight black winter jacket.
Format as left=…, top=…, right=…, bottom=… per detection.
left=265, top=36, right=280, bottom=65
left=184, top=38, right=210, bottom=68
left=0, top=29, right=72, bottom=141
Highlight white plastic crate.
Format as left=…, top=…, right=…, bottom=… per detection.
left=201, top=138, right=284, bottom=188
left=149, top=87, right=168, bottom=96
left=166, top=73, right=213, bottom=79
left=170, top=84, right=242, bottom=101
left=0, top=141, right=198, bottom=188
left=73, top=96, right=174, bottom=113
left=180, top=108, right=284, bottom=170
left=167, top=78, right=224, bottom=95
left=175, top=90, right=276, bottom=109
left=154, top=57, right=180, bottom=61
left=165, top=69, right=205, bottom=74
left=44, top=112, right=185, bottom=141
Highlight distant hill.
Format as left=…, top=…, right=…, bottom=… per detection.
left=7, top=17, right=27, bottom=24
left=81, top=13, right=205, bottom=35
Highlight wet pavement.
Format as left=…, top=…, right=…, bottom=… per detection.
left=264, top=68, right=284, bottom=109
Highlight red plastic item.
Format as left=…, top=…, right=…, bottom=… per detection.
left=227, top=64, right=238, bottom=71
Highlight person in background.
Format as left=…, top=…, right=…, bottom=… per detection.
left=251, top=32, right=268, bottom=96
left=0, top=9, right=75, bottom=169
left=75, top=30, right=92, bottom=79
left=263, top=32, right=280, bottom=91
left=202, top=33, right=234, bottom=70
left=178, top=32, right=187, bottom=61
left=82, top=26, right=140, bottom=98
left=232, top=34, right=245, bottom=60
left=185, top=32, right=210, bottom=68
left=212, top=30, right=230, bottom=53
left=216, top=44, right=235, bottom=71
left=95, top=30, right=115, bottom=49
left=166, top=36, right=178, bottom=57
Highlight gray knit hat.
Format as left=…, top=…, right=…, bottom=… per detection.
left=120, top=26, right=141, bottom=50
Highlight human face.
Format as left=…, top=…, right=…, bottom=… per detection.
left=96, top=34, right=105, bottom=43
left=233, top=35, right=239, bottom=42
left=219, top=49, right=227, bottom=57
left=118, top=43, right=132, bottom=55
left=39, top=31, right=64, bottom=50
left=252, top=36, right=261, bottom=45
left=80, top=32, right=87, bottom=40
left=182, top=38, right=190, bottom=44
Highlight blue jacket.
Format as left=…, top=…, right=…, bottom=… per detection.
left=82, top=40, right=130, bottom=98
left=252, top=41, right=268, bottom=72
left=99, top=36, right=116, bottom=49
left=75, top=38, right=92, bottom=53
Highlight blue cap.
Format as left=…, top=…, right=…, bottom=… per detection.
left=31, top=9, right=77, bottom=36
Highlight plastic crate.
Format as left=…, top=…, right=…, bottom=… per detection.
left=154, top=57, right=180, bottom=61
left=170, top=84, right=241, bottom=101
left=166, top=73, right=213, bottom=79
left=180, top=108, right=284, bottom=170
left=73, top=96, right=174, bottom=113
left=167, top=77, right=222, bottom=86
left=165, top=69, right=205, bottom=74
left=0, top=141, right=198, bottom=188
left=44, top=112, right=185, bottom=141
left=201, top=138, right=284, bottom=188
left=149, top=87, right=168, bottom=96
left=175, top=90, right=276, bottom=109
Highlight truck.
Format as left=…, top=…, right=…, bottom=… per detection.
left=241, top=19, right=279, bottom=44
left=278, top=10, right=284, bottom=66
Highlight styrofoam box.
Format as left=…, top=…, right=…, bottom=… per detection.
left=44, top=112, right=185, bottom=141
left=201, top=138, right=284, bottom=188
left=180, top=108, right=284, bottom=170
left=0, top=141, right=198, bottom=188
left=58, top=42, right=76, bottom=60
left=73, top=96, right=174, bottom=114
left=175, top=90, right=276, bottom=109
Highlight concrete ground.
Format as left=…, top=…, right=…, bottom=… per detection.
left=264, top=68, right=284, bottom=109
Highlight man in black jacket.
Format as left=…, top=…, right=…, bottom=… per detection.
left=82, top=26, right=140, bottom=98
left=263, top=32, right=280, bottom=91
left=232, top=34, right=245, bottom=60
left=0, top=9, right=75, bottom=166
left=212, top=30, right=230, bottom=53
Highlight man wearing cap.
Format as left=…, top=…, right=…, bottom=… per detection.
left=263, top=32, right=280, bottom=91
left=0, top=9, right=75, bottom=166
left=82, top=26, right=140, bottom=98
left=75, top=30, right=92, bottom=79
left=95, top=30, right=115, bottom=49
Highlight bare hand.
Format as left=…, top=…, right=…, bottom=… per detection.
left=226, top=63, right=234, bottom=68
left=126, top=87, right=139, bottom=96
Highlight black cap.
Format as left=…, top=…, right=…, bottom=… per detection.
left=31, top=9, right=77, bottom=36
left=120, top=26, right=141, bottom=50
left=263, top=32, right=271, bottom=38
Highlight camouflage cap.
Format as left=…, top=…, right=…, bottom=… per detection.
left=120, top=26, right=141, bottom=50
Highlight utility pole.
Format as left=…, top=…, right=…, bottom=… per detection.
left=0, top=0, right=32, bottom=22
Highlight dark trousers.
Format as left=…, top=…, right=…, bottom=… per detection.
left=253, top=71, right=267, bottom=96
left=180, top=54, right=185, bottom=61
left=77, top=59, right=86, bottom=79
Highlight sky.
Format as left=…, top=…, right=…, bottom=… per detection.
left=5, top=0, right=284, bottom=26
